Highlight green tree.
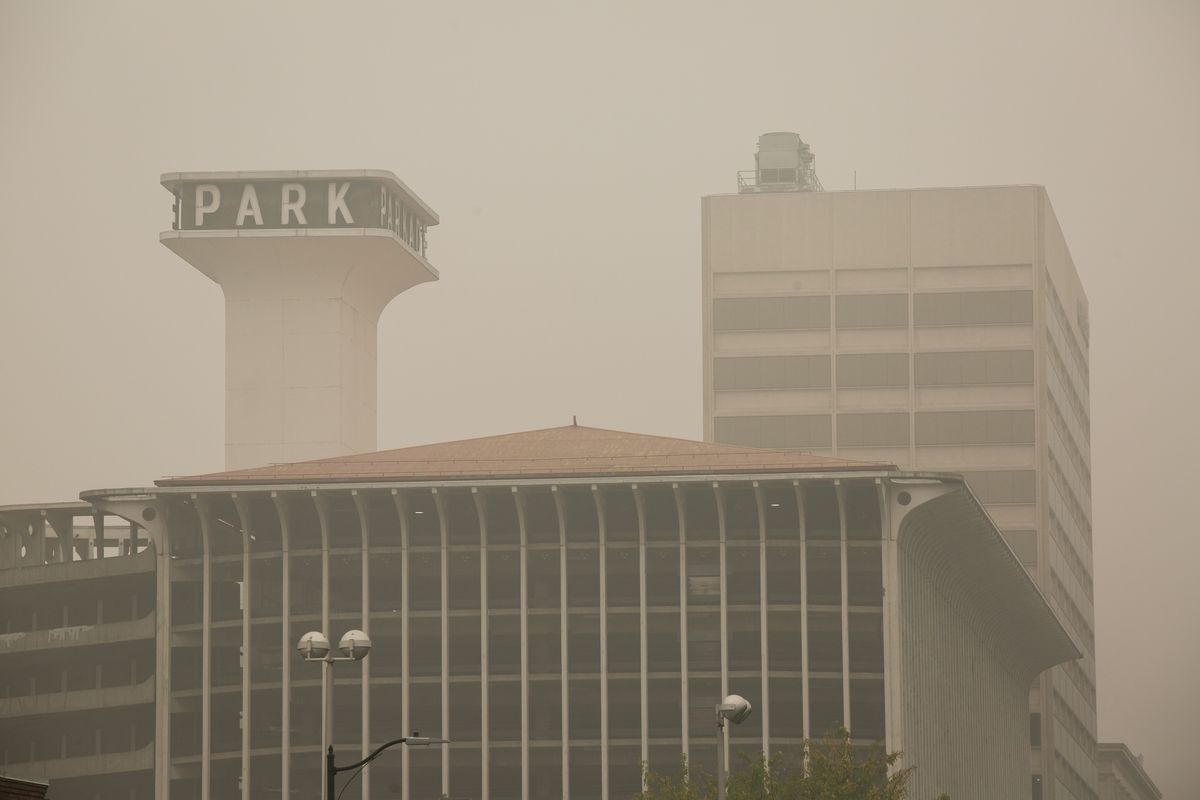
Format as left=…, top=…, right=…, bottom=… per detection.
left=636, top=728, right=929, bottom=800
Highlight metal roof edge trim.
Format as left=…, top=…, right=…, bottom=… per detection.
left=86, top=468, right=921, bottom=500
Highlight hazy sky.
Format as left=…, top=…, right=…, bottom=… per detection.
left=2, top=1, right=1197, bottom=795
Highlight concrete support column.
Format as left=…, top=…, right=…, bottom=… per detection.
left=715, top=483, right=730, bottom=774
left=391, top=491, right=411, bottom=800
left=272, top=493, right=291, bottom=800
left=795, top=485, right=811, bottom=740
left=632, top=487, right=649, bottom=787
left=195, top=496, right=214, bottom=800
left=468, top=488, right=488, bottom=800
left=313, top=492, right=331, bottom=800
left=352, top=491, right=372, bottom=800
left=753, top=484, right=770, bottom=759
left=442, top=491, right=454, bottom=798
left=514, top=488, right=530, bottom=800
left=836, top=482, right=851, bottom=731
left=673, top=484, right=689, bottom=763
left=593, top=485, right=609, bottom=800
left=233, top=495, right=253, bottom=800
left=552, top=487, right=570, bottom=800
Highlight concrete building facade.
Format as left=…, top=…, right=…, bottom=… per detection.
left=702, top=140, right=1097, bottom=799
left=1096, top=743, right=1161, bottom=800
left=1, top=426, right=1077, bottom=800
left=0, top=505, right=155, bottom=797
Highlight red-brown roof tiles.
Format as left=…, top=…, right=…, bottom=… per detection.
left=157, top=425, right=891, bottom=486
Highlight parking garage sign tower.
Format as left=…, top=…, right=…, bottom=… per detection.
left=160, top=170, right=439, bottom=470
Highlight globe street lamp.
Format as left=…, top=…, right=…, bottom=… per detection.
left=715, top=694, right=752, bottom=800
left=297, top=630, right=372, bottom=800
left=298, top=630, right=448, bottom=798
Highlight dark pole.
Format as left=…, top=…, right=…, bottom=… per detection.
left=326, top=736, right=436, bottom=799
left=326, top=746, right=336, bottom=800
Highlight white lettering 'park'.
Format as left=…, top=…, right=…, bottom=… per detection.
left=194, top=184, right=220, bottom=226
left=281, top=183, right=307, bottom=226
left=328, top=182, right=353, bottom=225
left=235, top=185, right=263, bottom=227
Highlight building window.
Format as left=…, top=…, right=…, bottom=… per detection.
left=713, top=296, right=830, bottom=331
left=837, top=412, right=910, bottom=447
left=713, top=414, right=832, bottom=450
left=714, top=355, right=831, bottom=391
left=835, top=294, right=908, bottom=328
left=915, top=409, right=1035, bottom=445
left=962, top=470, right=1037, bottom=504
left=1003, top=531, right=1039, bottom=568
left=914, top=289, right=1034, bottom=326
left=914, top=350, right=1034, bottom=386
left=836, top=353, right=909, bottom=388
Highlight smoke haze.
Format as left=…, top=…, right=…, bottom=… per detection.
left=1, top=1, right=1196, bottom=795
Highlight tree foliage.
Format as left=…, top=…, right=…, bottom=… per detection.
left=635, top=728, right=929, bottom=800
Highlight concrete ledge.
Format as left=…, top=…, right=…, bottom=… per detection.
left=0, top=676, right=154, bottom=720
left=0, top=547, right=153, bottom=588
left=2, top=742, right=153, bottom=780
left=0, top=614, right=154, bottom=655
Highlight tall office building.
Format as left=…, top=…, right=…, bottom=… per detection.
left=702, top=134, right=1097, bottom=799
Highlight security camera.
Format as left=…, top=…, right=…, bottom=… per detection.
left=717, top=694, right=752, bottom=725
left=297, top=631, right=331, bottom=661
left=339, top=629, right=372, bottom=661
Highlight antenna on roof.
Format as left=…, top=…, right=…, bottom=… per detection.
left=572, top=415, right=578, bottom=427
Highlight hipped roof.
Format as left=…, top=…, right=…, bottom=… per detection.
left=157, top=425, right=889, bottom=487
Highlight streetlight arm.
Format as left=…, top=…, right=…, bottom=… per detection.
left=333, top=738, right=410, bottom=774
left=329, top=735, right=450, bottom=800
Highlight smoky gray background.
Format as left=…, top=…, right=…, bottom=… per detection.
left=1, top=1, right=1196, bottom=795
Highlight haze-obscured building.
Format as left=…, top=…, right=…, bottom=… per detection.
left=1096, top=743, right=1161, bottom=800
left=2, top=425, right=1077, bottom=800
left=0, top=507, right=155, bottom=798
left=702, top=134, right=1097, bottom=799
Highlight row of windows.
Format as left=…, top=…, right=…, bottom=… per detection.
left=962, top=470, right=1036, bottom=504
left=1047, top=451, right=1092, bottom=548
left=836, top=294, right=908, bottom=328
left=715, top=410, right=1037, bottom=449
left=1058, top=656, right=1097, bottom=712
left=1050, top=571, right=1095, bottom=656
left=1045, top=277, right=1089, bottom=381
left=1001, top=530, right=1038, bottom=567
left=838, top=413, right=909, bottom=447
left=915, top=349, right=1034, bottom=386
left=1045, top=333, right=1091, bottom=439
left=168, top=679, right=885, bottom=800
left=1055, top=753, right=1099, bottom=800
left=1047, top=388, right=1092, bottom=488
left=1053, top=691, right=1098, bottom=783
left=712, top=290, right=1034, bottom=332
left=914, top=409, right=1035, bottom=446
left=1048, top=508, right=1093, bottom=603
left=714, top=415, right=832, bottom=450
left=713, top=350, right=1035, bottom=391
left=713, top=296, right=830, bottom=331
left=714, top=355, right=831, bottom=390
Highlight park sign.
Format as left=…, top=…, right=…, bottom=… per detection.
left=161, top=170, right=439, bottom=238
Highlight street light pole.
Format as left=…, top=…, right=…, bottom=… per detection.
left=326, top=734, right=448, bottom=800
left=299, top=630, right=448, bottom=800
left=715, top=694, right=752, bottom=800
left=298, top=630, right=373, bottom=800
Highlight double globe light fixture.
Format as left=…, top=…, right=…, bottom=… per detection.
left=297, top=629, right=446, bottom=800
